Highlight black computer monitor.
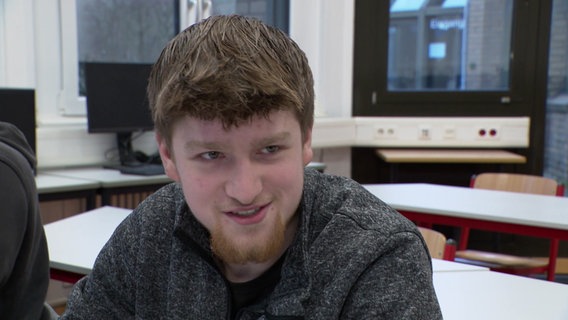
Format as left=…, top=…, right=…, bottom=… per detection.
left=85, top=62, right=154, bottom=167
left=0, top=88, right=36, bottom=155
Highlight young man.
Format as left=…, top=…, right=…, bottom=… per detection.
left=0, top=122, right=56, bottom=319
left=62, top=15, right=441, bottom=319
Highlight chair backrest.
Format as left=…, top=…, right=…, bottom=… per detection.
left=471, top=173, right=563, bottom=196
left=418, top=227, right=447, bottom=260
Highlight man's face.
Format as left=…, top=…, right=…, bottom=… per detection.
left=158, top=110, right=313, bottom=265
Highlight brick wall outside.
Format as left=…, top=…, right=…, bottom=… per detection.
left=545, top=97, right=568, bottom=190
left=544, top=0, right=568, bottom=193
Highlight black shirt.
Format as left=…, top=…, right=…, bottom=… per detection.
left=229, top=255, right=285, bottom=318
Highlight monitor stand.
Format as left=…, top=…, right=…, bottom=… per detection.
left=104, top=132, right=165, bottom=176
left=116, top=132, right=141, bottom=166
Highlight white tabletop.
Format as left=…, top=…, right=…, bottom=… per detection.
left=43, top=167, right=171, bottom=188
left=44, top=206, right=131, bottom=274
left=364, top=183, right=568, bottom=231
left=434, top=271, right=568, bottom=320
left=45, top=207, right=485, bottom=276
left=45, top=207, right=568, bottom=319
left=35, top=172, right=100, bottom=194
left=431, top=258, right=488, bottom=273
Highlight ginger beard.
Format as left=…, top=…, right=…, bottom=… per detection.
left=210, top=212, right=287, bottom=265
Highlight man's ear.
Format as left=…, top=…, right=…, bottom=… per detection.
left=156, top=132, right=180, bottom=182
left=302, top=128, right=314, bottom=166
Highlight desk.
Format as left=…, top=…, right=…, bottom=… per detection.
left=36, top=173, right=100, bottom=210
left=433, top=271, right=568, bottom=320
left=431, top=258, right=488, bottom=273
left=364, top=183, right=568, bottom=280
left=46, top=207, right=568, bottom=319
left=44, top=206, right=131, bottom=283
left=44, top=207, right=487, bottom=283
left=43, top=167, right=172, bottom=206
left=376, top=149, right=527, bottom=164
left=375, top=149, right=526, bottom=182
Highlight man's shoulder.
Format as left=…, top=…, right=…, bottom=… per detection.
left=143, top=182, right=185, bottom=210
left=121, top=183, right=184, bottom=233
left=302, top=170, right=419, bottom=251
left=304, top=170, right=409, bottom=226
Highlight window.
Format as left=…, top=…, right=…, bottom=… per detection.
left=353, top=0, right=539, bottom=117
left=76, top=0, right=288, bottom=97
left=389, top=0, right=512, bottom=91
left=57, top=0, right=289, bottom=116
left=76, top=0, right=179, bottom=97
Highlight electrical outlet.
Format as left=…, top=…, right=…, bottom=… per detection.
left=374, top=125, right=397, bottom=140
left=476, top=126, right=500, bottom=140
left=419, top=125, right=432, bottom=140
left=443, top=125, right=456, bottom=139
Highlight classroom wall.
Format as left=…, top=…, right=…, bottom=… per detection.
left=0, top=0, right=355, bottom=177
left=0, top=0, right=35, bottom=86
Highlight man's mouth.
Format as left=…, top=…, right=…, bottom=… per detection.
left=232, top=208, right=260, bottom=217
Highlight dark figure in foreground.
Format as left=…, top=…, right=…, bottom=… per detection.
left=0, top=121, right=56, bottom=319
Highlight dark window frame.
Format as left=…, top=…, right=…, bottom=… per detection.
left=352, top=0, right=549, bottom=118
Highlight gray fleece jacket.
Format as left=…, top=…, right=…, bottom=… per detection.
left=62, top=169, right=442, bottom=319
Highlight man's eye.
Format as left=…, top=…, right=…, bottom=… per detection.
left=201, top=151, right=221, bottom=160
left=262, top=145, right=280, bottom=154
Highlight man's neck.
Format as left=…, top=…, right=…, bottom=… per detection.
left=223, top=255, right=283, bottom=283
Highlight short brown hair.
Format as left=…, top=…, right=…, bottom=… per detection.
left=147, top=15, right=314, bottom=147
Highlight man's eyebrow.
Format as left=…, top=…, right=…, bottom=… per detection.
left=255, top=132, right=291, bottom=146
left=184, top=140, right=226, bottom=151
left=182, top=132, right=291, bottom=151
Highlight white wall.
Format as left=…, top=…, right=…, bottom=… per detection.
left=290, top=0, right=354, bottom=177
left=0, top=0, right=35, bottom=87
left=290, top=0, right=354, bottom=119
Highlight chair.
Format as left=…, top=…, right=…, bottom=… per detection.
left=455, top=172, right=564, bottom=279
left=418, top=227, right=456, bottom=261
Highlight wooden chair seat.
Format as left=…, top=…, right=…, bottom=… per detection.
left=418, top=227, right=455, bottom=261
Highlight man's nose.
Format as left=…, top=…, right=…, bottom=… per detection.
left=224, top=160, right=262, bottom=205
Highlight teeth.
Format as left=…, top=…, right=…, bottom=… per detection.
left=234, top=208, right=259, bottom=216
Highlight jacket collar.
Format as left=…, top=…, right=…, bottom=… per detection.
left=172, top=188, right=313, bottom=317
